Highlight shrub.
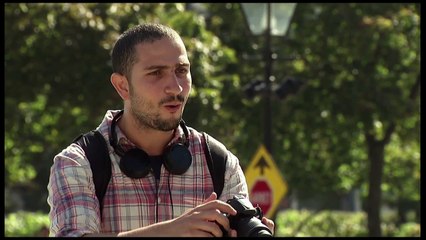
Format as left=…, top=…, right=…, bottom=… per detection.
left=394, top=222, right=420, bottom=237
left=5, top=211, right=50, bottom=237
left=275, top=209, right=368, bottom=237
left=275, top=209, right=419, bottom=237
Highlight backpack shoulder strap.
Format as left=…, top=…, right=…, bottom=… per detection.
left=202, top=132, right=228, bottom=198
left=73, top=130, right=111, bottom=217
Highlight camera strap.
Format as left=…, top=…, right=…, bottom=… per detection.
left=201, top=132, right=228, bottom=197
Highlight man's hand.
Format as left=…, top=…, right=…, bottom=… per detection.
left=167, top=192, right=237, bottom=237
left=117, top=192, right=236, bottom=237
left=261, top=216, right=275, bottom=235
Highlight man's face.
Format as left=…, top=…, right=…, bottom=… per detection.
left=127, top=37, right=192, bottom=131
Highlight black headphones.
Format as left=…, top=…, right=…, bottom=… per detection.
left=109, top=110, right=192, bottom=179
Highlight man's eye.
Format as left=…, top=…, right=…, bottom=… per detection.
left=149, top=70, right=161, bottom=76
left=177, top=68, right=188, bottom=74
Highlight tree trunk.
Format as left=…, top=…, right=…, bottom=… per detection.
left=364, top=73, right=418, bottom=237
left=366, top=137, right=385, bottom=237
left=365, top=120, right=395, bottom=237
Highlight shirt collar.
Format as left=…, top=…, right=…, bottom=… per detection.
left=106, top=110, right=186, bottom=153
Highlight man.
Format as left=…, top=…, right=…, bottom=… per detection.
left=47, top=23, right=274, bottom=237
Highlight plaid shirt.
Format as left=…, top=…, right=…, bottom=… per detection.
left=47, top=110, right=249, bottom=237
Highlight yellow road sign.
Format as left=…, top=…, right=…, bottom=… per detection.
left=244, top=144, right=288, bottom=218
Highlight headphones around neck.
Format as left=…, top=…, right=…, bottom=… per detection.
left=109, top=110, right=192, bottom=179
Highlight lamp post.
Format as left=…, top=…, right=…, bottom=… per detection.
left=241, top=3, right=297, bottom=153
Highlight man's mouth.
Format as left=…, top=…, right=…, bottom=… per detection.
left=163, top=103, right=182, bottom=112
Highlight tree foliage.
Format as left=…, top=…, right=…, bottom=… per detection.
left=5, top=3, right=237, bottom=212
left=204, top=1, right=419, bottom=207
left=5, top=3, right=420, bottom=236
left=203, top=3, right=420, bottom=236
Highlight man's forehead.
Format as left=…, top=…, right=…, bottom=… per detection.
left=134, top=40, right=189, bottom=64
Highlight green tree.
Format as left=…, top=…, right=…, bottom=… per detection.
left=203, top=3, right=420, bottom=236
left=5, top=3, right=420, bottom=237
left=5, top=3, right=237, bottom=213
left=272, top=3, right=419, bottom=236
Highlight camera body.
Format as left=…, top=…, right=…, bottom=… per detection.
left=223, top=196, right=273, bottom=237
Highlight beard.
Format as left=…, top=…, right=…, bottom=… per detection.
left=129, top=88, right=185, bottom=131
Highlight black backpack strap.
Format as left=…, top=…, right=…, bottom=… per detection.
left=202, top=132, right=228, bottom=198
left=73, top=130, right=112, bottom=218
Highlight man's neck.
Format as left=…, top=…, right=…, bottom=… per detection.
left=117, top=113, right=174, bottom=156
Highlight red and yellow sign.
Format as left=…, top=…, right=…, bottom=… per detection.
left=244, top=145, right=288, bottom=218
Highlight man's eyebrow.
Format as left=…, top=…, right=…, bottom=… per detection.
left=144, top=63, right=189, bottom=71
left=144, top=65, right=168, bottom=71
left=176, top=63, right=190, bottom=67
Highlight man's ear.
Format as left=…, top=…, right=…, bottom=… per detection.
left=110, top=73, right=130, bottom=100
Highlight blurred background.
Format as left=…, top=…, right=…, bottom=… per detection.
left=4, top=3, right=420, bottom=237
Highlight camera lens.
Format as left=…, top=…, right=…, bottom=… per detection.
left=252, top=229, right=273, bottom=237
left=231, top=215, right=272, bottom=237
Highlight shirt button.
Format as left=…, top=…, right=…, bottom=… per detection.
left=158, top=197, right=161, bottom=203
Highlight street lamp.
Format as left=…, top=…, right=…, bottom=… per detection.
left=241, top=3, right=297, bottom=153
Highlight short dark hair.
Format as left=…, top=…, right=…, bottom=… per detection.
left=111, top=23, right=181, bottom=79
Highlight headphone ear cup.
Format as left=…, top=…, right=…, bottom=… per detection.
left=119, top=148, right=151, bottom=178
left=164, top=144, right=192, bottom=175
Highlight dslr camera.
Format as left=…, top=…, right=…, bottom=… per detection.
left=222, top=196, right=273, bottom=237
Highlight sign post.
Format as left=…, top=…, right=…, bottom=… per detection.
left=244, top=144, right=288, bottom=218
